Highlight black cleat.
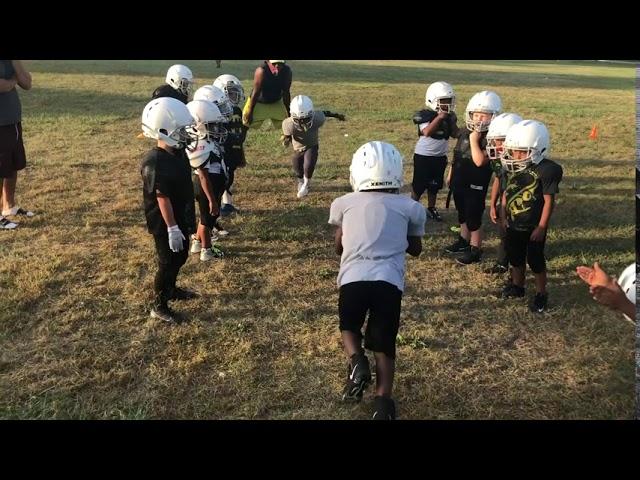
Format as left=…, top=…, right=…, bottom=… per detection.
left=342, top=352, right=372, bottom=402
left=372, top=396, right=396, bottom=420
left=444, top=235, right=470, bottom=254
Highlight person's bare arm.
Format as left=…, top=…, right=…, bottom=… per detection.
left=489, top=177, right=500, bottom=224
left=198, top=168, right=218, bottom=216
left=469, top=131, right=488, bottom=167
left=243, top=67, right=264, bottom=124
left=157, top=194, right=177, bottom=227
left=11, top=60, right=32, bottom=90
left=406, top=236, right=422, bottom=257
left=500, top=190, right=508, bottom=230
left=0, top=77, right=17, bottom=93
left=530, top=194, right=554, bottom=242
left=420, top=111, right=447, bottom=138
left=282, top=68, right=292, bottom=116
left=334, top=226, right=343, bottom=255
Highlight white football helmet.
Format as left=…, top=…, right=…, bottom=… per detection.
left=349, top=141, right=404, bottom=192
left=193, top=85, right=233, bottom=119
left=186, top=100, right=228, bottom=144
left=166, top=64, right=194, bottom=98
left=290, top=95, right=314, bottom=131
left=501, top=120, right=550, bottom=173
left=465, top=90, right=502, bottom=132
left=617, top=263, right=636, bottom=323
left=141, top=97, right=196, bottom=149
left=425, top=81, right=456, bottom=113
left=213, top=74, right=245, bottom=106
left=485, top=113, right=523, bottom=160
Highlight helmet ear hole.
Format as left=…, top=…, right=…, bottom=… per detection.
left=159, top=128, right=168, bottom=135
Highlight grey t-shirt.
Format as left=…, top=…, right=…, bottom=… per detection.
left=282, top=110, right=326, bottom=152
left=328, top=191, right=426, bottom=291
left=0, top=60, right=21, bottom=126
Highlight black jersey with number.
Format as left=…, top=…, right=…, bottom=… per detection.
left=504, top=158, right=563, bottom=231
left=141, top=147, right=196, bottom=236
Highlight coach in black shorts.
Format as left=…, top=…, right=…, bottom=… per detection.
left=0, top=60, right=33, bottom=229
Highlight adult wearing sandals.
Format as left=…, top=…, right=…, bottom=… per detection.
left=0, top=60, right=33, bottom=229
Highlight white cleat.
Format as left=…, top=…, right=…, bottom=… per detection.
left=190, top=235, right=202, bottom=254
left=297, top=183, right=309, bottom=199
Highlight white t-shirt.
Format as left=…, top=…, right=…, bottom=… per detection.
left=328, top=191, right=426, bottom=292
left=414, top=121, right=449, bottom=157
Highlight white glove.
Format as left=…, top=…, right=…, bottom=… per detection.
left=167, top=225, right=186, bottom=252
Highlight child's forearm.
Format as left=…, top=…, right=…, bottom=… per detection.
left=500, top=191, right=507, bottom=222
left=470, top=141, right=487, bottom=167
left=0, top=77, right=17, bottom=93
left=539, top=194, right=555, bottom=228
left=490, top=177, right=500, bottom=207
left=157, top=195, right=177, bottom=228
left=198, top=169, right=215, bottom=206
left=334, top=227, right=343, bottom=255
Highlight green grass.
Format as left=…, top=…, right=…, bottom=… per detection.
left=0, top=60, right=635, bottom=419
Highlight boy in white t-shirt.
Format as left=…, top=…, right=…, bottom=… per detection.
left=328, top=141, right=426, bottom=420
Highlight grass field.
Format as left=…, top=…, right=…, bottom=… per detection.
left=0, top=60, right=635, bottom=419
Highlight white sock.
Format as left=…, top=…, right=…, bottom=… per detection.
left=222, top=191, right=232, bottom=205
left=303, top=176, right=310, bottom=186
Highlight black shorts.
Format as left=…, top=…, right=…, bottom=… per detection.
left=224, top=147, right=244, bottom=171
left=0, top=122, right=27, bottom=178
left=412, top=154, right=447, bottom=197
left=193, top=171, right=226, bottom=228
left=505, top=227, right=547, bottom=273
left=453, top=186, right=487, bottom=231
left=338, top=281, right=402, bottom=359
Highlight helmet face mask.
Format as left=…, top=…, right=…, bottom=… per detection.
left=501, top=119, right=550, bottom=173
left=213, top=75, right=245, bottom=107
left=166, top=64, right=194, bottom=99
left=225, top=84, right=242, bottom=105
left=486, top=137, right=505, bottom=161
left=466, top=110, right=495, bottom=133
left=293, top=114, right=313, bottom=131
left=501, top=147, right=533, bottom=173
left=290, top=95, right=314, bottom=132
left=435, top=97, right=455, bottom=113
left=205, top=122, right=228, bottom=144
left=215, top=98, right=233, bottom=119
left=174, top=126, right=198, bottom=149
left=177, top=78, right=194, bottom=98
left=186, top=100, right=227, bottom=145
left=425, top=81, right=456, bottom=113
